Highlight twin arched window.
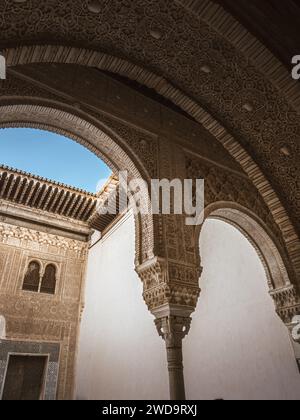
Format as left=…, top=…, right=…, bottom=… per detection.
left=22, top=261, right=40, bottom=292
left=40, top=264, right=57, bottom=294
left=22, top=261, right=57, bottom=295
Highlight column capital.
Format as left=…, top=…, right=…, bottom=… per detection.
left=287, top=319, right=300, bottom=373
left=152, top=303, right=194, bottom=347
left=270, top=286, right=300, bottom=374
left=291, top=316, right=300, bottom=344
left=152, top=304, right=194, bottom=400
left=270, top=284, right=300, bottom=325
left=154, top=314, right=191, bottom=347
left=136, top=257, right=201, bottom=313
left=136, top=258, right=201, bottom=400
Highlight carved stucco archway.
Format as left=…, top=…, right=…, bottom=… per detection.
left=0, top=103, right=156, bottom=267
left=0, top=88, right=294, bottom=399
left=196, top=202, right=300, bottom=327
left=1, top=1, right=300, bottom=400
left=194, top=201, right=300, bottom=387
left=0, top=53, right=299, bottom=400
left=3, top=45, right=300, bottom=287
left=0, top=98, right=205, bottom=401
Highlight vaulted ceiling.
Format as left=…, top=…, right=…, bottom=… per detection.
left=0, top=0, right=299, bottom=233
left=213, top=0, right=300, bottom=71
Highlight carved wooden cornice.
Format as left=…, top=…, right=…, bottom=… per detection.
left=0, top=165, right=97, bottom=222
left=0, top=165, right=124, bottom=237
left=88, top=174, right=121, bottom=232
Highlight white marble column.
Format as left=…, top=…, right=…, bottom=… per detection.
left=153, top=305, right=193, bottom=400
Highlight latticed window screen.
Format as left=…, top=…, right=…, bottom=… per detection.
left=22, top=261, right=40, bottom=292
left=40, top=264, right=57, bottom=295
left=22, top=262, right=57, bottom=295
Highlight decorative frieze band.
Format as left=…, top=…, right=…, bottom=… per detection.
left=0, top=222, right=88, bottom=258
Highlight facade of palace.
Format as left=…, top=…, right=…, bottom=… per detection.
left=0, top=166, right=119, bottom=399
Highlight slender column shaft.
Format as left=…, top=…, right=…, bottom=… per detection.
left=136, top=259, right=201, bottom=400
left=155, top=313, right=192, bottom=400
left=166, top=344, right=186, bottom=400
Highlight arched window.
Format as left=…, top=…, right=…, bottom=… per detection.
left=40, top=264, right=57, bottom=295
left=22, top=261, right=41, bottom=292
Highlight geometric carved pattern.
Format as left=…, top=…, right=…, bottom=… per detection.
left=0, top=223, right=88, bottom=259
left=186, top=156, right=286, bottom=251
left=0, top=103, right=155, bottom=266
left=0, top=0, right=299, bottom=294
left=137, top=257, right=201, bottom=312
left=0, top=0, right=299, bottom=234
left=270, top=285, right=300, bottom=325
left=0, top=218, right=87, bottom=400
left=1, top=54, right=298, bottom=289
left=1, top=55, right=299, bottom=279
left=1, top=0, right=300, bottom=397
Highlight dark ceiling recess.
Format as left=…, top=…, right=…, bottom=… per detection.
left=98, top=69, right=196, bottom=122
left=213, top=0, right=300, bottom=71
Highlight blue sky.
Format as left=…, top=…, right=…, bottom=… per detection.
left=0, top=128, right=111, bottom=193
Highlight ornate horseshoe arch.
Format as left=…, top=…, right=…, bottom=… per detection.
left=1, top=0, right=300, bottom=401
left=2, top=44, right=300, bottom=286
left=1, top=38, right=300, bottom=399
left=0, top=103, right=156, bottom=266
left=196, top=202, right=300, bottom=326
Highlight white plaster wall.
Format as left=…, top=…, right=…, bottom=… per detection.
left=75, top=212, right=169, bottom=400
left=76, top=215, right=300, bottom=401
left=185, top=219, right=300, bottom=400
